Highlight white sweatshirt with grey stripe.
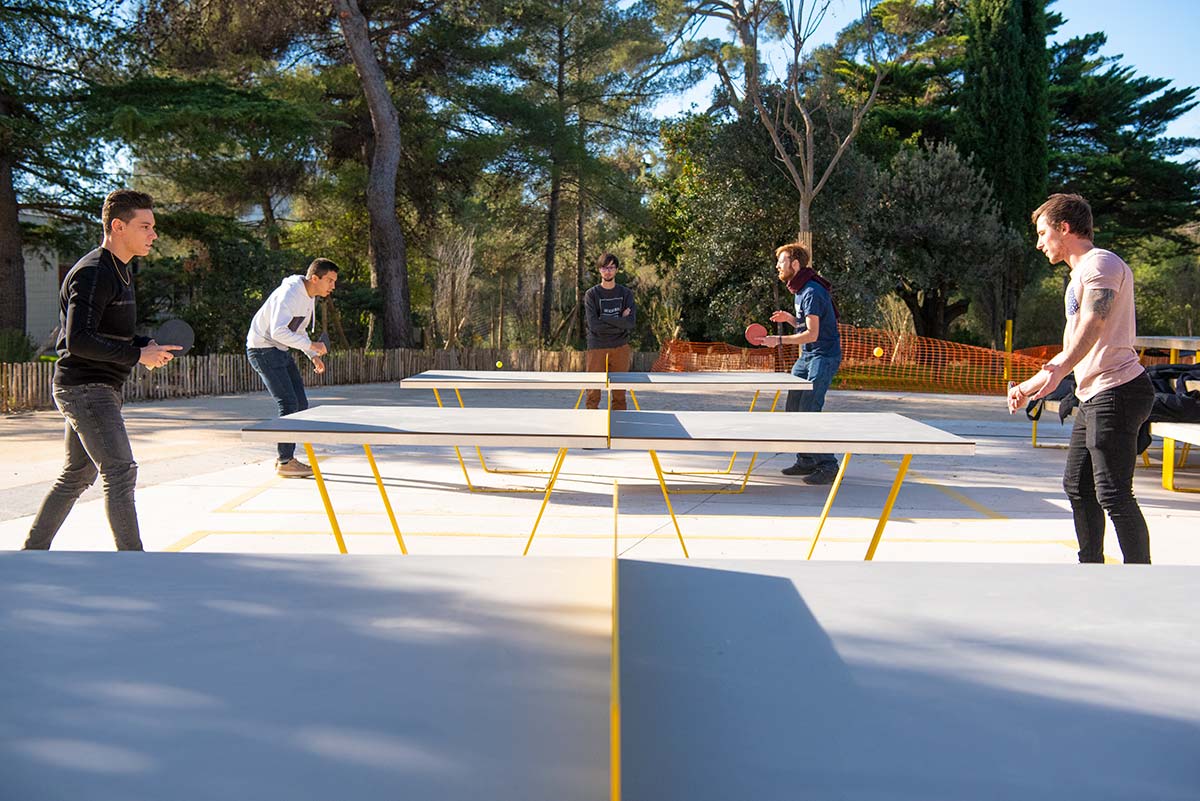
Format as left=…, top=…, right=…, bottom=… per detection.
left=245, top=275, right=317, bottom=355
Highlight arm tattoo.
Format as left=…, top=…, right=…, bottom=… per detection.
left=1086, top=288, right=1116, bottom=319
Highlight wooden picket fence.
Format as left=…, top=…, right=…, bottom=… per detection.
left=0, top=347, right=658, bottom=414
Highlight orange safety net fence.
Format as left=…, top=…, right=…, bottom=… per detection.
left=653, top=325, right=1046, bottom=396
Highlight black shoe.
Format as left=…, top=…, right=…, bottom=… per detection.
left=802, top=468, right=838, bottom=486
left=781, top=462, right=817, bottom=477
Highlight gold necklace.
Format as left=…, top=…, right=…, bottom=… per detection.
left=111, top=255, right=131, bottom=286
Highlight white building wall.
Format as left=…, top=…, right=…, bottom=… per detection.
left=23, top=243, right=60, bottom=347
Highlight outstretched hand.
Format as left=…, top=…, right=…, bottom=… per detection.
left=1006, top=367, right=1060, bottom=414
left=769, top=310, right=797, bottom=327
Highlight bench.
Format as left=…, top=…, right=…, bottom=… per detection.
left=1150, top=422, right=1200, bottom=493
left=1030, top=380, right=1200, bottom=458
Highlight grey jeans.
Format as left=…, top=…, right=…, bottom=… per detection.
left=24, top=383, right=143, bottom=551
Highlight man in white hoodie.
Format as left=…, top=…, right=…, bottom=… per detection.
left=246, top=258, right=338, bottom=477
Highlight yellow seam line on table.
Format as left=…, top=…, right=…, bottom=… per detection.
left=881, top=458, right=1007, bottom=520
left=611, top=479, right=621, bottom=801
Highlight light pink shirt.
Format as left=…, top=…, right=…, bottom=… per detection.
left=1061, top=248, right=1143, bottom=402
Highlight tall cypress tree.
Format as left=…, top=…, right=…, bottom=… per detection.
left=959, top=0, right=1048, bottom=343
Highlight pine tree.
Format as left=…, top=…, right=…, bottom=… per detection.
left=958, top=0, right=1049, bottom=342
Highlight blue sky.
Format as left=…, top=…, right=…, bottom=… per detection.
left=655, top=0, right=1200, bottom=152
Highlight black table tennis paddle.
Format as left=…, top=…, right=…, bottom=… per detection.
left=153, top=318, right=195, bottom=357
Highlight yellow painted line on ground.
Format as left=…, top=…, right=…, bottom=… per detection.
left=213, top=474, right=284, bottom=513
left=881, top=459, right=1007, bottom=520
left=165, top=528, right=1081, bottom=552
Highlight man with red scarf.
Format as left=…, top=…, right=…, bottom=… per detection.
left=761, top=242, right=842, bottom=484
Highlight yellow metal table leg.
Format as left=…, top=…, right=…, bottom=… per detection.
left=435, top=388, right=545, bottom=493
left=666, top=391, right=764, bottom=477
left=1163, top=437, right=1175, bottom=489
left=629, top=388, right=639, bottom=410
left=363, top=444, right=407, bottom=554
left=806, top=453, right=852, bottom=560
left=1159, top=438, right=1197, bottom=493
left=648, top=450, right=690, bottom=558
left=451, top=388, right=552, bottom=477
left=305, top=442, right=348, bottom=554
left=522, top=448, right=569, bottom=555
left=864, top=454, right=913, bottom=561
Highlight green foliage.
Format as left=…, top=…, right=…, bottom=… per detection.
left=1128, top=237, right=1200, bottom=338
left=135, top=211, right=303, bottom=352
left=641, top=111, right=888, bottom=343
left=1046, top=26, right=1200, bottom=253
left=874, top=142, right=1023, bottom=339
left=959, top=0, right=1049, bottom=230
left=1012, top=270, right=1066, bottom=348
left=957, top=0, right=1049, bottom=340
left=0, top=329, right=35, bottom=363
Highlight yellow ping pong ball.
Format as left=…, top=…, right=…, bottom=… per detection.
left=873, top=346, right=884, bottom=358
left=496, top=361, right=504, bottom=368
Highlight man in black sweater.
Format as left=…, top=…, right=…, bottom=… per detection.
left=583, top=253, right=636, bottom=410
left=23, top=190, right=180, bottom=551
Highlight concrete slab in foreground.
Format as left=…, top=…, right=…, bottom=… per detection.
left=620, top=560, right=1200, bottom=801
left=0, top=553, right=611, bottom=801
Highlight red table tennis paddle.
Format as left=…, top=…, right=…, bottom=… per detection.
left=745, top=322, right=768, bottom=346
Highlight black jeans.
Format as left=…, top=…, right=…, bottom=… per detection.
left=247, top=347, right=308, bottom=461
left=25, top=383, right=142, bottom=551
left=1063, top=371, right=1154, bottom=564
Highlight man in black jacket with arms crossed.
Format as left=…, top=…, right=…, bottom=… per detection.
left=583, top=253, right=636, bottom=410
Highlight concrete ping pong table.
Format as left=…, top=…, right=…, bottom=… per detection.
left=399, top=370, right=812, bottom=493
left=242, top=402, right=975, bottom=560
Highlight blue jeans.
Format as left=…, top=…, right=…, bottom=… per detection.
left=25, top=383, right=142, bottom=550
left=1063, top=371, right=1154, bottom=563
left=247, top=347, right=309, bottom=462
left=785, top=350, right=841, bottom=471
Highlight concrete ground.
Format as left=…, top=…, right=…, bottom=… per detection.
left=2, top=382, right=1198, bottom=563
left=5, top=383, right=1199, bottom=800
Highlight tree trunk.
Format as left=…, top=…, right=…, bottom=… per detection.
left=542, top=166, right=563, bottom=344
left=797, top=195, right=813, bottom=266
left=541, top=11, right=567, bottom=346
left=574, top=55, right=587, bottom=347
left=497, top=274, right=505, bottom=348
left=898, top=286, right=970, bottom=340
left=575, top=174, right=585, bottom=347
left=335, top=0, right=412, bottom=347
left=0, top=151, right=25, bottom=333
left=261, top=193, right=280, bottom=251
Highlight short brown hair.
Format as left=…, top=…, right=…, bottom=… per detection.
left=596, top=253, right=620, bottom=271
left=102, top=189, right=154, bottom=232
left=306, top=258, right=340, bottom=279
left=774, top=243, right=810, bottom=270
left=1031, top=193, right=1093, bottom=239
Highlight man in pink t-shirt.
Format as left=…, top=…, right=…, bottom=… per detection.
left=1007, top=194, right=1154, bottom=564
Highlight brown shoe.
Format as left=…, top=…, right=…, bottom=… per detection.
left=277, top=458, right=313, bottom=478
